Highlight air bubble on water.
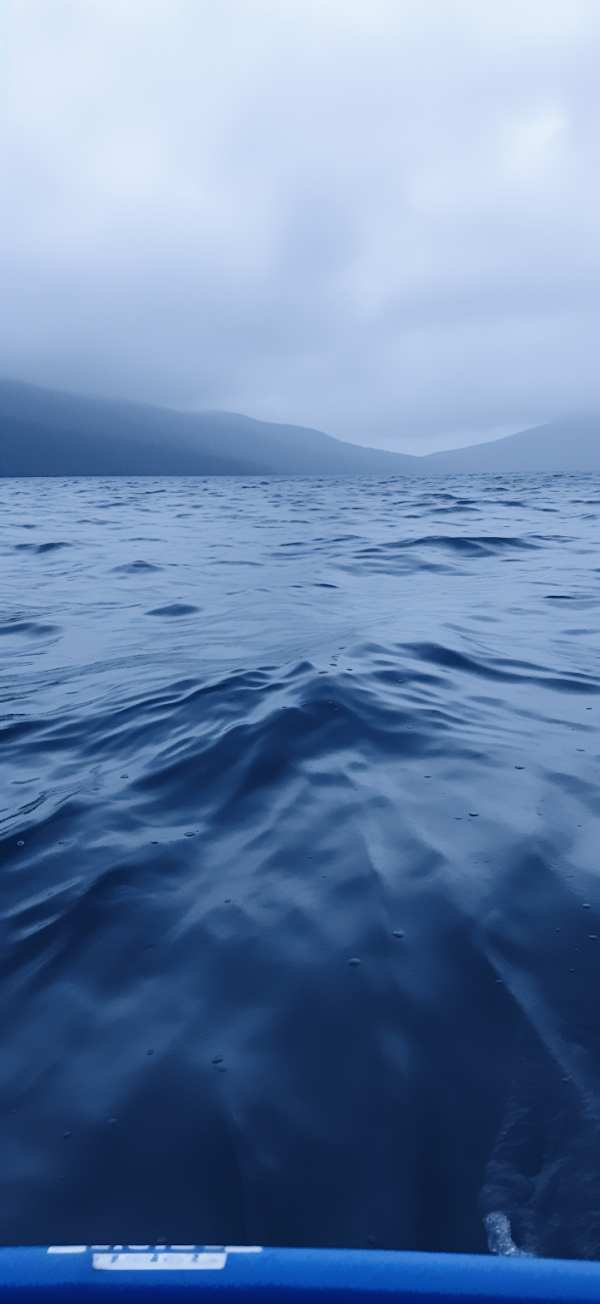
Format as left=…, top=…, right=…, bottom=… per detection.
left=17, top=840, right=25, bottom=847
left=147, top=1049, right=154, bottom=1056
left=212, top=1055, right=223, bottom=1064
left=63, top=1131, right=72, bottom=1139
left=392, top=931, right=404, bottom=938
left=348, top=958, right=361, bottom=966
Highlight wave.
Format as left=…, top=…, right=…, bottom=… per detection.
left=1, top=473, right=598, bottom=1255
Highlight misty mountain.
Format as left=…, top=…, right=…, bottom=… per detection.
left=0, top=380, right=598, bottom=477
left=419, top=415, right=600, bottom=474
left=0, top=380, right=417, bottom=477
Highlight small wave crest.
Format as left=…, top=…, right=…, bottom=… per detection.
left=1, top=473, right=598, bottom=1254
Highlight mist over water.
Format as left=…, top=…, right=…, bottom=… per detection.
left=1, top=473, right=599, bottom=1257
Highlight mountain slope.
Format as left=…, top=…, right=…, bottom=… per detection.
left=1, top=380, right=598, bottom=476
left=420, top=416, right=600, bottom=473
left=0, top=380, right=419, bottom=477
left=0, top=416, right=268, bottom=477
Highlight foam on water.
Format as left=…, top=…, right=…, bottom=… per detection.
left=1, top=474, right=598, bottom=1256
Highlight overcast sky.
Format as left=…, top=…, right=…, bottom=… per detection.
left=0, top=0, right=598, bottom=452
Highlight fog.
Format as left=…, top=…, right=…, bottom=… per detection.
left=0, top=0, right=598, bottom=451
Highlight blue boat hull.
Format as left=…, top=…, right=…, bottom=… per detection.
left=0, top=1246, right=598, bottom=1304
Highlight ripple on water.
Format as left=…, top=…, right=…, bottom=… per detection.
left=1, top=473, right=598, bottom=1256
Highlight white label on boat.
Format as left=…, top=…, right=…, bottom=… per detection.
left=48, top=1247, right=87, bottom=1254
left=225, top=1245, right=263, bottom=1253
left=93, top=1251, right=227, bottom=1271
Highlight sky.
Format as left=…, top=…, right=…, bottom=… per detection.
left=0, top=0, right=598, bottom=453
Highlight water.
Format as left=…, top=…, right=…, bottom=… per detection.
left=1, top=473, right=599, bottom=1258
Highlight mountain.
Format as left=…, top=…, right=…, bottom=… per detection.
left=419, top=416, right=600, bottom=474
left=0, top=380, right=598, bottom=476
left=0, top=380, right=418, bottom=477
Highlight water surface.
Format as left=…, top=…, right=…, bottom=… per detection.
left=1, top=474, right=598, bottom=1256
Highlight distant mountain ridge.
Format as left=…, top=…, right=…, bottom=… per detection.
left=0, top=380, right=415, bottom=477
left=421, top=415, right=600, bottom=473
left=0, top=379, right=598, bottom=476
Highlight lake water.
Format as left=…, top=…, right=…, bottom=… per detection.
left=1, top=473, right=599, bottom=1258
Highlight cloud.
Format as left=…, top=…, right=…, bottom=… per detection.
left=0, top=0, right=598, bottom=450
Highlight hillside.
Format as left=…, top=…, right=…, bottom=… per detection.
left=420, top=416, right=600, bottom=473
left=0, top=380, right=418, bottom=477
left=1, top=380, right=598, bottom=476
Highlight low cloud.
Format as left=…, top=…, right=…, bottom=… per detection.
left=1, top=0, right=598, bottom=451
